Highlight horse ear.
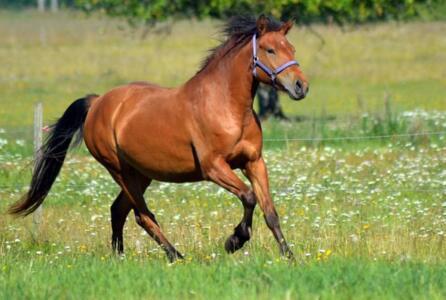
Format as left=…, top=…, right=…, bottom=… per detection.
left=256, top=15, right=269, bottom=35
left=280, top=20, right=293, bottom=35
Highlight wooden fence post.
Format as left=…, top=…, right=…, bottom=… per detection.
left=33, top=102, right=43, bottom=229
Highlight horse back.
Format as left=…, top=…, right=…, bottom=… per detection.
left=83, top=82, right=199, bottom=181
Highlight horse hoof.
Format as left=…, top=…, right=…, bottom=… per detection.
left=225, top=234, right=243, bottom=253
left=167, top=250, right=184, bottom=263
left=281, top=247, right=295, bottom=261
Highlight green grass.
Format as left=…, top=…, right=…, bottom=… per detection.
left=2, top=255, right=446, bottom=299
left=1, top=146, right=445, bottom=298
left=2, top=146, right=445, bottom=260
left=0, top=9, right=446, bottom=299
left=0, top=10, right=445, bottom=128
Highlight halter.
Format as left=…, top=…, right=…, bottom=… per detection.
left=252, top=34, right=299, bottom=83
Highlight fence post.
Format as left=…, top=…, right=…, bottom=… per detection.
left=33, top=102, right=43, bottom=229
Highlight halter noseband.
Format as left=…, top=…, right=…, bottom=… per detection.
left=252, top=34, right=299, bottom=83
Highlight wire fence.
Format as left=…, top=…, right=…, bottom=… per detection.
left=1, top=105, right=445, bottom=196
left=263, top=131, right=446, bottom=142
left=1, top=183, right=444, bottom=194
left=2, top=132, right=446, bottom=194
left=2, top=128, right=445, bottom=140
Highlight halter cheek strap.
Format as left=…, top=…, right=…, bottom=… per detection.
left=252, top=34, right=299, bottom=83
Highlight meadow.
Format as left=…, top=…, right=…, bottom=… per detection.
left=0, top=10, right=446, bottom=299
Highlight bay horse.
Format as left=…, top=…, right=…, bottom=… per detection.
left=10, top=15, right=309, bottom=262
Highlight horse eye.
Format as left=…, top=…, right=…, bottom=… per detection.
left=266, top=48, right=275, bottom=54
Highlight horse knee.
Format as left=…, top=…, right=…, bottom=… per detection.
left=242, top=191, right=256, bottom=209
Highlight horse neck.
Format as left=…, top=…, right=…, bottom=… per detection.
left=224, top=42, right=258, bottom=109
left=189, top=40, right=257, bottom=113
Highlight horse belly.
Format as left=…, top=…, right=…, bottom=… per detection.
left=117, top=122, right=202, bottom=182
left=123, top=145, right=202, bottom=182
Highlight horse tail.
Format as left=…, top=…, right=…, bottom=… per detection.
left=9, top=94, right=98, bottom=216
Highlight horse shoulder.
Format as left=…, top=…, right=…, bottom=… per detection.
left=225, top=112, right=263, bottom=165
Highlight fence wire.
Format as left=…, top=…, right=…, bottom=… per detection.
left=1, top=185, right=444, bottom=196
left=1, top=129, right=445, bottom=193
left=263, top=131, right=446, bottom=142
left=2, top=129, right=445, bottom=141
left=1, top=183, right=444, bottom=194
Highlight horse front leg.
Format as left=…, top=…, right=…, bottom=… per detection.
left=245, top=157, right=294, bottom=259
left=225, top=191, right=256, bottom=253
left=202, top=156, right=256, bottom=253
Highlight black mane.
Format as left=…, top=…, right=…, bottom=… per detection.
left=197, top=15, right=284, bottom=73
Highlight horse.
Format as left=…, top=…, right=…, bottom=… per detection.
left=9, top=15, right=309, bottom=262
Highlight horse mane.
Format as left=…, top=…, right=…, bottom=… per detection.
left=197, top=15, right=284, bottom=74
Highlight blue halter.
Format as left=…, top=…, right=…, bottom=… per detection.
left=252, top=34, right=299, bottom=83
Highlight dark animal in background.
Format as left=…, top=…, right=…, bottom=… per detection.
left=257, top=83, right=289, bottom=120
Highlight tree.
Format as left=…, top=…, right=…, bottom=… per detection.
left=37, top=0, right=44, bottom=12
left=51, top=0, right=58, bottom=12
left=75, top=0, right=439, bottom=25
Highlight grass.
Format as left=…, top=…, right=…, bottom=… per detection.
left=2, top=146, right=445, bottom=260
left=1, top=145, right=445, bottom=298
left=0, top=10, right=445, bottom=128
left=0, top=9, right=446, bottom=299
left=2, top=256, right=446, bottom=299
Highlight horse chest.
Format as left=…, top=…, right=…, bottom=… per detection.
left=199, top=109, right=243, bottom=145
left=225, top=124, right=262, bottom=165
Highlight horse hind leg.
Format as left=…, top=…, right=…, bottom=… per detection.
left=110, top=175, right=151, bottom=254
left=110, top=192, right=179, bottom=259
left=131, top=197, right=183, bottom=262
left=116, top=170, right=183, bottom=262
left=133, top=208, right=183, bottom=262
left=110, top=191, right=132, bottom=254
left=108, top=165, right=152, bottom=255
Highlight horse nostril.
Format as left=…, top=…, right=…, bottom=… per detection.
left=295, top=80, right=304, bottom=94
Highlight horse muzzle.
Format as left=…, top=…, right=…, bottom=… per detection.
left=294, top=80, right=309, bottom=100
left=283, top=79, right=309, bottom=101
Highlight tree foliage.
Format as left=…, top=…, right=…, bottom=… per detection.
left=0, top=0, right=443, bottom=23
left=74, top=0, right=445, bottom=24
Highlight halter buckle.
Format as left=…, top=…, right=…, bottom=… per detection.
left=270, top=73, right=276, bottom=82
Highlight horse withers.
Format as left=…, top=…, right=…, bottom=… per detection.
left=10, top=15, right=309, bottom=262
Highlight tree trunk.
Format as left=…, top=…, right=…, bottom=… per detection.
left=256, top=84, right=288, bottom=120
left=51, top=0, right=58, bottom=12
left=37, top=0, right=45, bottom=12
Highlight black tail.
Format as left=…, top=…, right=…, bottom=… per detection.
left=9, top=95, right=97, bottom=216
